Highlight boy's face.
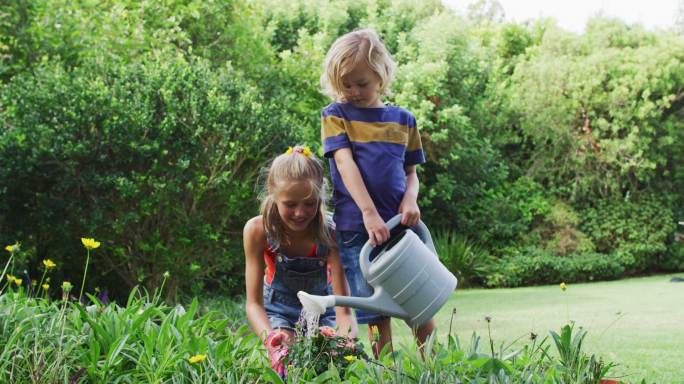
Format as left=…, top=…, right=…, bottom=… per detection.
left=275, top=180, right=318, bottom=234
left=340, top=62, right=383, bottom=108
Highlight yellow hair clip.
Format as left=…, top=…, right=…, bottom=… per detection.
left=285, top=146, right=312, bottom=158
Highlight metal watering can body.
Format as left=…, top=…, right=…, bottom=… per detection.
left=298, top=215, right=458, bottom=327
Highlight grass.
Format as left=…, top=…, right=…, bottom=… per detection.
left=379, top=273, right=684, bottom=383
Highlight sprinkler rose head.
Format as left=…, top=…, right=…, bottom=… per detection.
left=297, top=291, right=328, bottom=315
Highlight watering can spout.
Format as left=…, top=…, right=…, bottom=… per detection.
left=298, top=290, right=408, bottom=319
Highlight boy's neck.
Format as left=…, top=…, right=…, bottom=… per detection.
left=339, top=98, right=385, bottom=109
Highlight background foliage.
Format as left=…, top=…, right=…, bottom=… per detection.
left=1, top=0, right=683, bottom=297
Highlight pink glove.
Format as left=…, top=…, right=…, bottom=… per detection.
left=265, top=330, right=289, bottom=377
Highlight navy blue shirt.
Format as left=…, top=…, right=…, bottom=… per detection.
left=321, top=102, right=425, bottom=232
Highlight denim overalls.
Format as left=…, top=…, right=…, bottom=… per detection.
left=263, top=238, right=336, bottom=330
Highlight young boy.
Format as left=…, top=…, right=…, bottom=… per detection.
left=320, top=28, right=435, bottom=356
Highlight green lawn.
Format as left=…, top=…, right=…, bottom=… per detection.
left=379, top=274, right=684, bottom=383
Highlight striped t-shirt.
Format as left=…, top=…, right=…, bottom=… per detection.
left=321, top=102, right=425, bottom=232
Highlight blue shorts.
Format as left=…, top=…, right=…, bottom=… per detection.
left=263, top=284, right=336, bottom=331
left=336, top=230, right=389, bottom=325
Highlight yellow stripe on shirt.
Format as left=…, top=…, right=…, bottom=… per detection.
left=321, top=115, right=347, bottom=140
left=322, top=116, right=411, bottom=146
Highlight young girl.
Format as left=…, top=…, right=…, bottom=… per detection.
left=244, top=145, right=356, bottom=376
left=320, top=29, right=436, bottom=356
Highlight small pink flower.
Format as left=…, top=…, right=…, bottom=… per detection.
left=319, top=326, right=337, bottom=338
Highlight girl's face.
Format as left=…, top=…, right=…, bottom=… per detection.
left=275, top=180, right=319, bottom=234
left=340, top=61, right=383, bottom=108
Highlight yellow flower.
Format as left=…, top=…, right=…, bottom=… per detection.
left=560, top=282, right=567, bottom=291
left=13, top=278, right=22, bottom=287
left=6, top=274, right=16, bottom=283
left=188, top=354, right=206, bottom=364
left=81, top=238, right=101, bottom=250
left=343, top=355, right=356, bottom=362
left=42, top=283, right=49, bottom=290
left=62, top=281, right=73, bottom=292
left=285, top=145, right=313, bottom=158
left=43, top=259, right=57, bottom=269
left=4, top=242, right=20, bottom=253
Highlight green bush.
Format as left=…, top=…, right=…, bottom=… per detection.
left=432, top=230, right=494, bottom=288
left=0, top=54, right=299, bottom=299
left=458, top=177, right=552, bottom=253
left=0, top=288, right=617, bottom=383
left=527, top=200, right=595, bottom=256
left=485, top=248, right=625, bottom=288
left=0, top=289, right=263, bottom=383
left=580, top=194, right=675, bottom=273
left=662, top=242, right=684, bottom=272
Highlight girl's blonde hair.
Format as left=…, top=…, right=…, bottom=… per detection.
left=320, top=28, right=396, bottom=100
left=259, top=147, right=334, bottom=249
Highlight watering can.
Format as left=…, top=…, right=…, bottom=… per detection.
left=298, top=214, right=457, bottom=327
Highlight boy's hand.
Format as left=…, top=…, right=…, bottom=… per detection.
left=398, top=196, right=421, bottom=227
left=362, top=210, right=390, bottom=246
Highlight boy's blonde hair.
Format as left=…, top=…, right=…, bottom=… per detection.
left=259, top=147, right=334, bottom=249
left=321, top=29, right=396, bottom=100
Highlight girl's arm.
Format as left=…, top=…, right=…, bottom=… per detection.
left=243, top=216, right=272, bottom=342
left=328, top=244, right=358, bottom=337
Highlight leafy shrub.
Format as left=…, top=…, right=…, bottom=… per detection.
left=0, top=289, right=264, bottom=383
left=528, top=200, right=595, bottom=256
left=286, top=328, right=367, bottom=378
left=433, top=230, right=494, bottom=287
left=0, top=287, right=618, bottom=383
left=580, top=194, right=675, bottom=272
left=0, top=0, right=275, bottom=81
left=485, top=248, right=625, bottom=288
left=508, top=20, right=684, bottom=199
left=0, top=54, right=299, bottom=298
left=549, top=323, right=614, bottom=383
left=661, top=237, right=684, bottom=272
left=456, top=176, right=552, bottom=253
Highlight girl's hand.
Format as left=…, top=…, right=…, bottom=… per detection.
left=362, top=210, right=390, bottom=246
left=265, top=329, right=290, bottom=377
left=398, top=196, right=421, bottom=227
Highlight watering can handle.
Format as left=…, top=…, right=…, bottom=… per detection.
left=359, top=214, right=437, bottom=278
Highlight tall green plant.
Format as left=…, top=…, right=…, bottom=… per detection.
left=550, top=323, right=614, bottom=383
left=433, top=230, right=493, bottom=287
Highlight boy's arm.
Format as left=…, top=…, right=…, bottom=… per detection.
left=333, top=148, right=390, bottom=246
left=398, top=164, right=421, bottom=227
left=243, top=217, right=275, bottom=342
left=328, top=245, right=358, bottom=337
